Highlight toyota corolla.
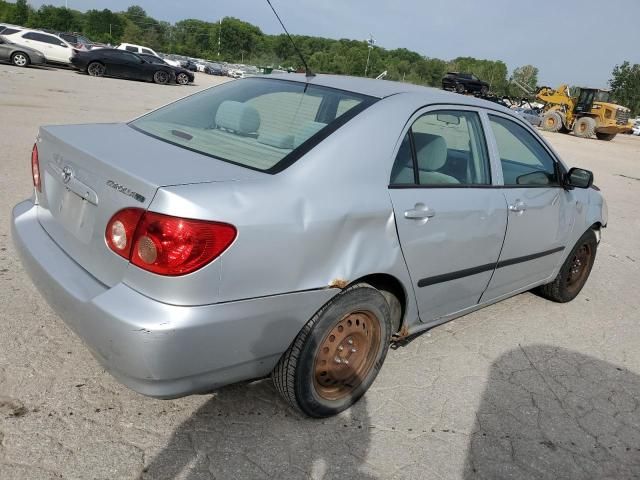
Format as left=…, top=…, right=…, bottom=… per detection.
left=12, top=75, right=607, bottom=418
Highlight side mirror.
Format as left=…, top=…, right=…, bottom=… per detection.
left=60, top=43, right=68, bottom=47
left=565, top=167, right=593, bottom=189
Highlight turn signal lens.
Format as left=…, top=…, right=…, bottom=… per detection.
left=31, top=143, right=41, bottom=192
left=105, top=209, right=236, bottom=276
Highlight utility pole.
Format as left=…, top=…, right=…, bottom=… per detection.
left=217, top=18, right=222, bottom=57
left=364, top=34, right=375, bottom=77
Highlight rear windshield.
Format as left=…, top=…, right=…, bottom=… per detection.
left=130, top=77, right=376, bottom=173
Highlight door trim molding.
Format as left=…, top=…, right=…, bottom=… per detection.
left=417, top=246, right=565, bottom=288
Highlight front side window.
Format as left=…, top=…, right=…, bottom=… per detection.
left=130, top=78, right=376, bottom=173
left=142, top=48, right=154, bottom=55
left=391, top=110, right=490, bottom=186
left=125, top=45, right=137, bottom=52
left=489, top=115, right=559, bottom=186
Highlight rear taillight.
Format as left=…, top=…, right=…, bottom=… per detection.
left=105, top=209, right=236, bottom=276
left=31, top=143, right=41, bottom=192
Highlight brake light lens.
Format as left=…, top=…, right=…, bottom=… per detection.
left=31, top=143, right=41, bottom=192
left=105, top=209, right=236, bottom=276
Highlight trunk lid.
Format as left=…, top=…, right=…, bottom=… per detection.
left=36, top=123, right=261, bottom=286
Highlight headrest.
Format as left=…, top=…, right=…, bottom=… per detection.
left=215, top=101, right=260, bottom=135
left=413, top=133, right=448, bottom=171
left=257, top=132, right=294, bottom=150
left=293, top=121, right=327, bottom=148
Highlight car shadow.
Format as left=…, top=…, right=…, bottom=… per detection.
left=464, top=344, right=640, bottom=479
left=139, top=380, right=377, bottom=479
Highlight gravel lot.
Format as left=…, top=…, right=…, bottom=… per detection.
left=1, top=64, right=640, bottom=480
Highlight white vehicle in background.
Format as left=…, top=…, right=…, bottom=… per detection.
left=3, top=28, right=75, bottom=64
left=228, top=69, right=244, bottom=78
left=116, top=43, right=181, bottom=67
left=632, top=120, right=640, bottom=136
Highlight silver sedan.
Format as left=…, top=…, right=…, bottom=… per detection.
left=0, top=34, right=45, bottom=67
left=12, top=74, right=607, bottom=418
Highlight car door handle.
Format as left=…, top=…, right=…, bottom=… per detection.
left=508, top=200, right=527, bottom=214
left=404, top=205, right=436, bottom=220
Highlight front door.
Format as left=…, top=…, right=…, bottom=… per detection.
left=388, top=108, right=508, bottom=322
left=481, top=113, right=574, bottom=301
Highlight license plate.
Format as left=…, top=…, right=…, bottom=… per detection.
left=45, top=170, right=96, bottom=244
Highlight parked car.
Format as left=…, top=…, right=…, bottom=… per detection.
left=138, top=53, right=194, bottom=85
left=204, top=63, right=226, bottom=76
left=116, top=42, right=158, bottom=56
left=512, top=107, right=542, bottom=127
left=442, top=72, right=490, bottom=95
left=0, top=24, right=23, bottom=36
left=0, top=34, right=46, bottom=67
left=633, top=123, right=640, bottom=136
left=58, top=32, right=96, bottom=51
left=181, top=59, right=197, bottom=72
left=2, top=28, right=75, bottom=64
left=71, top=48, right=176, bottom=84
left=12, top=75, right=606, bottom=418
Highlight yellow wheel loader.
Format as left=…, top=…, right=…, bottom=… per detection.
left=538, top=85, right=631, bottom=140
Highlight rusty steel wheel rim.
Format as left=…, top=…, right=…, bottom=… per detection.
left=313, top=310, right=381, bottom=401
left=566, top=243, right=592, bottom=294
left=546, top=116, right=556, bottom=127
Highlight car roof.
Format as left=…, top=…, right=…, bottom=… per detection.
left=263, top=73, right=504, bottom=108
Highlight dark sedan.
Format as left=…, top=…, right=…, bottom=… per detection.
left=139, top=53, right=195, bottom=85
left=0, top=34, right=46, bottom=67
left=442, top=72, right=490, bottom=95
left=71, top=48, right=176, bottom=84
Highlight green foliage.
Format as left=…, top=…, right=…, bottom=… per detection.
left=510, top=65, right=539, bottom=97
left=609, top=61, right=640, bottom=115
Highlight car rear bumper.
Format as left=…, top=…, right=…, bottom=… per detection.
left=12, top=199, right=337, bottom=398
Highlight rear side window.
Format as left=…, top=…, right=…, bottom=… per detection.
left=130, top=78, right=376, bottom=173
left=489, top=115, right=559, bottom=186
left=2, top=28, right=21, bottom=35
left=391, top=110, right=490, bottom=186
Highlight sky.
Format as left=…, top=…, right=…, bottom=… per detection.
left=27, top=0, right=640, bottom=88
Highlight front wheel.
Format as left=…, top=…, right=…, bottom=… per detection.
left=11, top=52, right=29, bottom=67
left=456, top=83, right=466, bottom=94
left=272, top=283, right=391, bottom=418
left=480, top=85, right=489, bottom=96
left=542, top=111, right=563, bottom=132
left=573, top=116, right=596, bottom=138
left=535, top=229, right=598, bottom=303
left=176, top=72, right=190, bottom=85
left=153, top=70, right=170, bottom=84
left=87, top=61, right=105, bottom=77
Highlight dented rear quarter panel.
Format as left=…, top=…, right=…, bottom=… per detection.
left=126, top=94, right=421, bottom=328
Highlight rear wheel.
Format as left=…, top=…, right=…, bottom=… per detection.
left=573, top=116, right=596, bottom=138
left=11, top=52, right=29, bottom=67
left=542, top=111, right=563, bottom=132
left=480, top=85, right=489, bottom=96
left=272, top=283, right=391, bottom=418
left=87, top=61, right=105, bottom=77
left=176, top=72, right=189, bottom=85
left=456, top=83, right=465, bottom=94
left=153, top=70, right=170, bottom=84
left=595, top=132, right=616, bottom=141
left=535, top=229, right=597, bottom=303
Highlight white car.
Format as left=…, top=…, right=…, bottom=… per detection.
left=633, top=124, right=640, bottom=136
left=116, top=43, right=158, bottom=57
left=3, top=28, right=75, bottom=64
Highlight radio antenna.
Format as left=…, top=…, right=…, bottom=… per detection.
left=265, top=0, right=315, bottom=78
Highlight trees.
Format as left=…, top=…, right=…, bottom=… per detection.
left=609, top=61, right=640, bottom=115
left=510, top=65, right=539, bottom=96
left=12, top=0, right=29, bottom=25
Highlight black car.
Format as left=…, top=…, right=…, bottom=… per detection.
left=180, top=59, right=198, bottom=72
left=139, top=53, right=195, bottom=85
left=71, top=48, right=176, bottom=84
left=442, top=72, right=490, bottom=95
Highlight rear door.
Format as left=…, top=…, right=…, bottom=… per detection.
left=388, top=107, right=508, bottom=322
left=22, top=32, right=70, bottom=63
left=480, top=112, right=574, bottom=301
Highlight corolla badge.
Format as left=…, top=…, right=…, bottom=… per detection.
left=61, top=166, right=73, bottom=184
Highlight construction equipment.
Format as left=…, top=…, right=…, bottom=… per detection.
left=536, top=84, right=631, bottom=141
